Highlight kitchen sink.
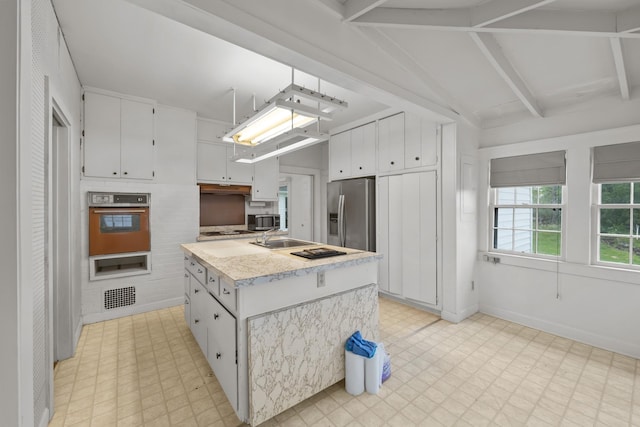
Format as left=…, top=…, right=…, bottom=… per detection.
left=250, top=239, right=315, bottom=249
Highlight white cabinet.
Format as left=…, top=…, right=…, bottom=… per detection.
left=329, top=122, right=376, bottom=181
left=251, top=156, right=279, bottom=201
left=197, top=142, right=252, bottom=184
left=190, top=280, right=208, bottom=355
left=350, top=122, right=376, bottom=177
left=83, top=92, right=154, bottom=179
left=378, top=171, right=437, bottom=305
left=404, top=113, right=438, bottom=169
left=378, top=113, right=405, bottom=173
left=206, top=296, right=237, bottom=411
left=329, top=131, right=351, bottom=180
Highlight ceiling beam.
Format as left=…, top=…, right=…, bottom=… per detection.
left=344, top=0, right=388, bottom=22
left=617, top=5, right=640, bottom=33
left=315, top=0, right=345, bottom=20
left=358, top=27, right=480, bottom=127
left=471, top=0, right=557, bottom=28
left=469, top=32, right=542, bottom=118
left=609, top=38, right=630, bottom=100
left=352, top=8, right=640, bottom=39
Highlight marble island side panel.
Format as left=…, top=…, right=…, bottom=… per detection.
left=247, top=283, right=379, bottom=426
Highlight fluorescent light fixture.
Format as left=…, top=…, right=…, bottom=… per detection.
left=231, top=129, right=329, bottom=164
left=223, top=84, right=345, bottom=146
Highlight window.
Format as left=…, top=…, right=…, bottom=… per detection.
left=491, top=185, right=563, bottom=257
left=596, top=182, right=640, bottom=266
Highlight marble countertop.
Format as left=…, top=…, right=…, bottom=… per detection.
left=181, top=237, right=381, bottom=287
left=196, top=230, right=288, bottom=242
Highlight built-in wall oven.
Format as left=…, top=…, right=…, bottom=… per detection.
left=88, top=192, right=151, bottom=256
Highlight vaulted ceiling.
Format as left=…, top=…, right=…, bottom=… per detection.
left=53, top=0, right=640, bottom=137
left=321, top=0, right=640, bottom=128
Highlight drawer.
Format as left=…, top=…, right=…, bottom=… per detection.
left=219, top=279, right=237, bottom=313
left=206, top=270, right=219, bottom=296
left=186, top=255, right=207, bottom=285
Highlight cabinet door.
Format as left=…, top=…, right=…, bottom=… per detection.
left=226, top=146, right=253, bottom=184
left=197, top=142, right=228, bottom=183
left=190, top=280, right=207, bottom=356
left=252, top=156, right=279, bottom=201
left=329, top=131, right=351, bottom=180
left=83, top=92, right=121, bottom=178
left=207, top=297, right=238, bottom=410
left=377, top=177, right=390, bottom=292
left=387, top=175, right=403, bottom=295
left=120, top=99, right=154, bottom=179
left=405, top=114, right=438, bottom=169
left=350, top=122, right=376, bottom=176
left=378, top=113, right=405, bottom=173
left=402, top=172, right=437, bottom=305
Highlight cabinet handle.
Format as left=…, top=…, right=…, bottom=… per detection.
left=190, top=262, right=195, bottom=266
left=184, top=256, right=188, bottom=261
left=123, top=171, right=128, bottom=175
left=112, top=172, right=117, bottom=175
left=223, top=288, right=231, bottom=295
left=209, top=277, right=215, bottom=282
left=185, top=299, right=189, bottom=304
left=194, top=289, right=199, bottom=294
left=390, top=161, right=395, bottom=165
left=184, top=273, right=189, bottom=278
left=359, top=166, right=362, bottom=170
left=214, top=313, right=219, bottom=320
left=216, top=352, right=221, bottom=359
left=194, top=319, right=200, bottom=324
left=415, top=156, right=420, bottom=161
left=339, top=169, right=343, bottom=173
left=228, top=177, right=231, bottom=180
left=197, top=268, right=203, bottom=274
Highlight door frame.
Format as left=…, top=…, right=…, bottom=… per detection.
left=45, top=77, right=75, bottom=419
left=279, top=165, right=321, bottom=242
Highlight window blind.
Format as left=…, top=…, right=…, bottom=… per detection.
left=592, top=141, right=640, bottom=183
left=490, top=151, right=566, bottom=188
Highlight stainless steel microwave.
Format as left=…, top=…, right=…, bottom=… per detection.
left=248, top=214, right=280, bottom=231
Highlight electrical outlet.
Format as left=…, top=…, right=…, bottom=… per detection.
left=317, top=272, right=326, bottom=288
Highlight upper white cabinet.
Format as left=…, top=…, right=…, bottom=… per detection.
left=378, top=113, right=405, bottom=173
left=350, top=122, right=376, bottom=177
left=329, top=131, right=351, bottom=180
left=197, top=142, right=252, bottom=184
left=404, top=113, right=438, bottom=169
left=83, top=92, right=154, bottom=179
left=329, top=122, right=375, bottom=181
left=252, top=156, right=279, bottom=201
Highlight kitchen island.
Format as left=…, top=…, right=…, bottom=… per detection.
left=181, top=237, right=380, bottom=426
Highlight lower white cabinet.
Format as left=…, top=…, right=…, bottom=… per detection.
left=185, top=260, right=238, bottom=411
left=378, top=171, right=437, bottom=305
left=206, top=296, right=238, bottom=410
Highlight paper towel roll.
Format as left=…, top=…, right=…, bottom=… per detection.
left=365, top=347, right=381, bottom=394
left=345, top=349, right=365, bottom=396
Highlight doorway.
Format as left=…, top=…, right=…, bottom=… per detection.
left=45, top=88, right=74, bottom=420
left=279, top=173, right=313, bottom=241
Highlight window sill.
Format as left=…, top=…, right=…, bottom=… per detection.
left=480, top=251, right=640, bottom=286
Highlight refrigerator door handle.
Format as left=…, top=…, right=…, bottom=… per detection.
left=338, top=194, right=345, bottom=247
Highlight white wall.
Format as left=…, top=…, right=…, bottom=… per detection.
left=476, top=124, right=640, bottom=358
left=1, top=2, right=25, bottom=425
left=80, top=104, right=199, bottom=323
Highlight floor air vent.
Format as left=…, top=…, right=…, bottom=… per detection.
left=104, top=286, right=136, bottom=310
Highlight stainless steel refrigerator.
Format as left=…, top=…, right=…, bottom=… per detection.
left=327, top=178, right=375, bottom=251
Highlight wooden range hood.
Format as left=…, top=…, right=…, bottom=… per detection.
left=199, top=183, right=251, bottom=195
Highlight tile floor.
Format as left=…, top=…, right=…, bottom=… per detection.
left=50, top=298, right=640, bottom=426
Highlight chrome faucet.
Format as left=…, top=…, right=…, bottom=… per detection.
left=259, top=228, right=278, bottom=245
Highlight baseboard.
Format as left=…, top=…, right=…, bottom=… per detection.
left=480, top=304, right=640, bottom=359
left=378, top=292, right=441, bottom=317
left=37, top=408, right=49, bottom=427
left=83, top=297, right=183, bottom=324
left=441, top=304, right=479, bottom=323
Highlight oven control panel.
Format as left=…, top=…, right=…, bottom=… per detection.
left=88, top=192, right=150, bottom=207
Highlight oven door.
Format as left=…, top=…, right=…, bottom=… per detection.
left=89, top=207, right=150, bottom=255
